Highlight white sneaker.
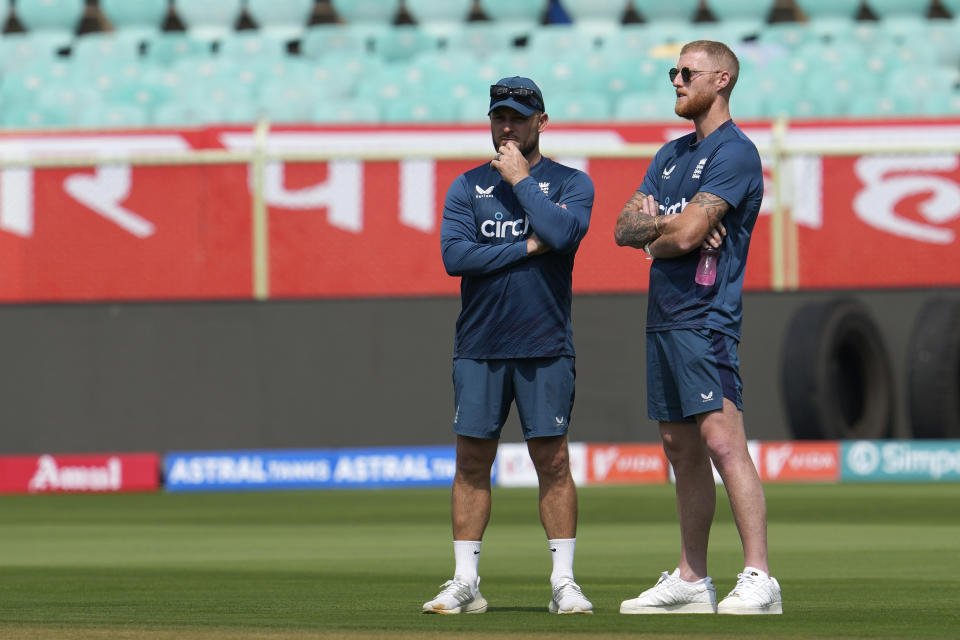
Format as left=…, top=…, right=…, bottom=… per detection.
left=620, top=569, right=717, bottom=614
left=548, top=578, right=593, bottom=614
left=422, top=576, right=487, bottom=614
left=717, top=567, right=782, bottom=615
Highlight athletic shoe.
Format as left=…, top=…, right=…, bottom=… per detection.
left=422, top=576, right=487, bottom=614
left=620, top=569, right=717, bottom=614
left=717, top=567, right=782, bottom=615
left=548, top=578, right=593, bottom=614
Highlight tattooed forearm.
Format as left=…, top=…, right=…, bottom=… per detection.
left=689, top=191, right=729, bottom=229
left=614, top=192, right=660, bottom=248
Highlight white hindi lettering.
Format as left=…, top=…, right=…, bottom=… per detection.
left=853, top=154, right=959, bottom=244
left=0, top=136, right=189, bottom=238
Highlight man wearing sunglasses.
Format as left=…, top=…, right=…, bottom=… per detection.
left=614, top=41, right=782, bottom=615
left=423, top=76, right=594, bottom=615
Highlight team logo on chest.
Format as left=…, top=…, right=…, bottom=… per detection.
left=662, top=164, right=677, bottom=180
left=539, top=181, right=550, bottom=195
left=692, top=158, right=707, bottom=180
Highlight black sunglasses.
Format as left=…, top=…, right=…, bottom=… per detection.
left=489, top=84, right=544, bottom=111
left=669, top=67, right=723, bottom=83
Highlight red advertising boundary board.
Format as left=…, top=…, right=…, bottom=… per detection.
left=1, top=119, right=957, bottom=302
left=0, top=453, right=160, bottom=493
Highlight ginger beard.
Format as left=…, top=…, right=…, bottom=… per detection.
left=675, top=88, right=715, bottom=120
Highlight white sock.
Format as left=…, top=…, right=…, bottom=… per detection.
left=548, top=538, right=576, bottom=584
left=453, top=540, right=481, bottom=586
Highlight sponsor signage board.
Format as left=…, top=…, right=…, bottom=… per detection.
left=841, top=440, right=960, bottom=482
left=760, top=441, right=840, bottom=482
left=495, top=442, right=587, bottom=488
left=0, top=453, right=159, bottom=493
left=163, top=446, right=458, bottom=492
left=668, top=440, right=761, bottom=486
left=586, top=444, right=667, bottom=484
left=2, top=120, right=958, bottom=303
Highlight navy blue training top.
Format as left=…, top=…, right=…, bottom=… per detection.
left=639, top=120, right=763, bottom=341
left=441, top=157, right=593, bottom=359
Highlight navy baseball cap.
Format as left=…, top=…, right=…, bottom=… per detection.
left=488, top=76, right=545, bottom=116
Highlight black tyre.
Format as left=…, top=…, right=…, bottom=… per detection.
left=907, top=297, right=960, bottom=439
left=781, top=298, right=894, bottom=440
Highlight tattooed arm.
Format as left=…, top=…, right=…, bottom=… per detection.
left=615, top=190, right=730, bottom=258
left=614, top=191, right=662, bottom=249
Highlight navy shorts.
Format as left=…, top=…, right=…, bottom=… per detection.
left=646, top=328, right=742, bottom=423
left=452, top=356, right=575, bottom=440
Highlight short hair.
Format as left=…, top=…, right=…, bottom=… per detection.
left=680, top=40, right=739, bottom=94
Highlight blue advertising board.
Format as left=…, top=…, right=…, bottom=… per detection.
left=164, top=445, right=460, bottom=492
left=841, top=440, right=960, bottom=482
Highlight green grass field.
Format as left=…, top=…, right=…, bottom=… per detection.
left=0, top=483, right=958, bottom=639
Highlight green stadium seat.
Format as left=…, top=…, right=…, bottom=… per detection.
left=763, top=89, right=843, bottom=119
left=755, top=22, right=816, bottom=51
left=256, top=81, right=320, bottom=123
left=560, top=0, right=628, bottom=36
left=78, top=104, right=149, bottom=129
left=216, top=32, right=290, bottom=60
left=152, top=100, right=224, bottom=126
left=173, top=0, right=243, bottom=41
left=404, top=0, right=473, bottom=36
left=99, top=0, right=168, bottom=40
left=143, top=32, right=213, bottom=66
left=478, top=0, right=547, bottom=40
left=220, top=101, right=262, bottom=124
left=312, top=100, right=381, bottom=123
left=885, top=65, right=955, bottom=98
left=632, top=0, right=698, bottom=22
left=0, top=32, right=65, bottom=72
left=71, top=32, right=144, bottom=66
left=704, top=0, right=771, bottom=40
left=927, top=19, right=960, bottom=66
left=918, top=90, right=960, bottom=116
left=1, top=105, right=70, bottom=129
left=36, top=84, right=100, bottom=122
left=531, top=57, right=591, bottom=98
left=300, top=25, right=371, bottom=59
left=245, top=0, right=314, bottom=40
left=599, top=24, right=654, bottom=56
left=372, top=26, right=439, bottom=62
left=381, top=98, right=458, bottom=123
left=546, top=93, right=612, bottom=122
left=443, top=22, right=516, bottom=58
left=356, top=63, right=431, bottom=103
left=613, top=91, right=680, bottom=121
left=845, top=93, right=918, bottom=118
left=303, top=61, right=366, bottom=100
left=527, top=25, right=599, bottom=57
left=457, top=94, right=493, bottom=122
left=183, top=82, right=255, bottom=123
left=14, top=0, right=84, bottom=46
left=868, top=0, right=931, bottom=19
left=329, top=0, right=398, bottom=40
left=793, top=0, right=860, bottom=42
left=793, top=0, right=861, bottom=19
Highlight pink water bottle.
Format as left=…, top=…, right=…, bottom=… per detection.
left=695, top=248, right=719, bottom=286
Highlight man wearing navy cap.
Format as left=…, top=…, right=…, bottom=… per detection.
left=422, top=77, right=594, bottom=615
